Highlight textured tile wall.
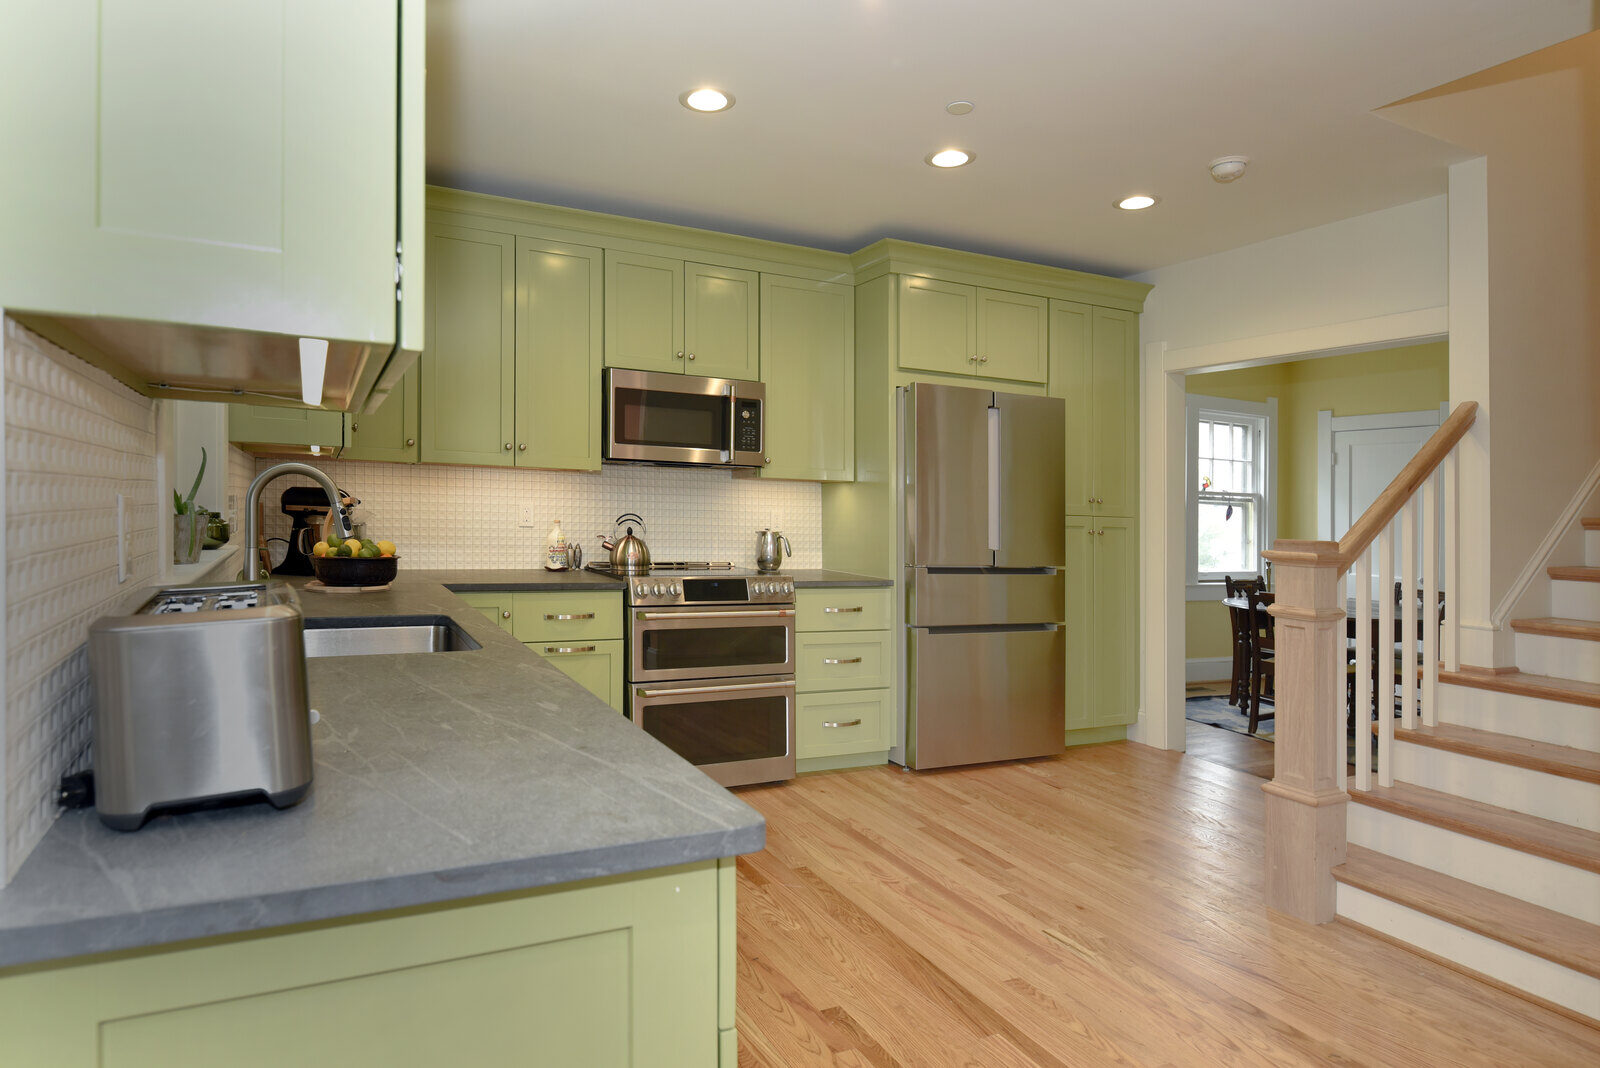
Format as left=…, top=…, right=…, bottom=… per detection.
left=3, top=318, right=157, bottom=884
left=253, top=458, right=824, bottom=571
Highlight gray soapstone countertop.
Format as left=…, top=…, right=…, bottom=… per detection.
left=0, top=574, right=764, bottom=969
left=427, top=567, right=891, bottom=589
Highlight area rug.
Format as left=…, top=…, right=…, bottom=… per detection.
left=1185, top=695, right=1274, bottom=742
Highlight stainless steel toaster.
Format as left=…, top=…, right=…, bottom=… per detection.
left=87, top=581, right=313, bottom=831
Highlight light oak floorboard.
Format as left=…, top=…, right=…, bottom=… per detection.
left=735, top=745, right=1600, bottom=1066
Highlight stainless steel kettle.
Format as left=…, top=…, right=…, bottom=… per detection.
left=755, top=528, right=791, bottom=572
left=606, top=513, right=652, bottom=573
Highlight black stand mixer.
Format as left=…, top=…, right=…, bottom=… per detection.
left=272, top=486, right=355, bottom=576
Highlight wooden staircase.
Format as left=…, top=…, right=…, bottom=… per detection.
left=1334, top=516, right=1600, bottom=1022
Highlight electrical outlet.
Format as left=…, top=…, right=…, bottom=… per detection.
left=116, top=493, right=127, bottom=582
left=518, top=502, right=536, bottom=528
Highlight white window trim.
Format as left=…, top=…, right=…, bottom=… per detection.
left=1186, top=394, right=1277, bottom=600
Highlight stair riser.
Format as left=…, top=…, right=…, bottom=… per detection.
left=1438, top=684, right=1600, bottom=751
left=1336, top=884, right=1600, bottom=1022
left=1346, top=803, right=1600, bottom=922
left=1587, top=529, right=1600, bottom=568
left=1392, top=741, right=1599, bottom=832
left=1552, top=578, right=1600, bottom=619
left=1513, top=631, right=1600, bottom=683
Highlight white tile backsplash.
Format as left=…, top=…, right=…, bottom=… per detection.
left=3, top=318, right=158, bottom=884
left=253, top=458, right=823, bottom=571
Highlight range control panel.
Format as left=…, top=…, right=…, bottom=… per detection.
left=627, top=575, right=793, bottom=607
left=733, top=398, right=762, bottom=453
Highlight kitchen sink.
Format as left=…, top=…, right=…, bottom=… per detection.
left=303, top=616, right=481, bottom=658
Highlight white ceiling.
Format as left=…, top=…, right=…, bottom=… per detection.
left=425, top=1, right=1593, bottom=278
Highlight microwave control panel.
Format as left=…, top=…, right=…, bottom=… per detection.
left=734, top=399, right=762, bottom=452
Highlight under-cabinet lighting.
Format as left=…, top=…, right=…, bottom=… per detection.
left=299, top=337, right=328, bottom=407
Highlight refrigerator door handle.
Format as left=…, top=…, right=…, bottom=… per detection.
left=987, top=405, right=1002, bottom=552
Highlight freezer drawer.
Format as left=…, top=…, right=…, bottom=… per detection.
left=905, top=625, right=1065, bottom=769
left=907, top=568, right=1064, bottom=627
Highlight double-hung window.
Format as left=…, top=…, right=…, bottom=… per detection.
left=1187, top=395, right=1276, bottom=593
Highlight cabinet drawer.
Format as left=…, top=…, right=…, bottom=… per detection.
left=795, top=588, right=892, bottom=632
left=796, top=690, right=891, bottom=759
left=796, top=631, right=890, bottom=692
left=530, top=638, right=625, bottom=713
left=515, top=592, right=623, bottom=643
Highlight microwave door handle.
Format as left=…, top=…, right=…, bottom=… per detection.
left=724, top=388, right=736, bottom=462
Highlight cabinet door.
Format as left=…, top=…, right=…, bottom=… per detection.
left=1049, top=300, right=1094, bottom=515
left=515, top=238, right=603, bottom=471
left=2, top=2, right=398, bottom=344
left=1089, top=518, right=1139, bottom=726
left=1091, top=308, right=1140, bottom=516
left=228, top=405, right=345, bottom=451
left=604, top=251, right=684, bottom=373
left=897, top=276, right=977, bottom=377
left=531, top=639, right=626, bottom=713
left=976, top=288, right=1048, bottom=383
left=1063, top=517, right=1096, bottom=732
left=759, top=276, right=854, bottom=481
left=455, top=592, right=516, bottom=634
left=685, top=263, right=759, bottom=380
left=344, top=360, right=419, bottom=462
left=421, top=225, right=516, bottom=466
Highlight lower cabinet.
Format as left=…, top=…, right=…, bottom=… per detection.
left=531, top=639, right=626, bottom=714
left=795, top=589, right=894, bottom=764
left=1064, top=516, right=1138, bottom=731
left=0, top=859, right=735, bottom=1068
left=456, top=590, right=625, bottom=712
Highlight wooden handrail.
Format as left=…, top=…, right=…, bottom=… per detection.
left=1334, top=401, right=1477, bottom=570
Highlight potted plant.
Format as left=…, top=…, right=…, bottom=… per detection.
left=173, top=447, right=207, bottom=565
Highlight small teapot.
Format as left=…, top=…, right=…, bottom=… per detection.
left=602, top=513, right=651, bottom=574
left=755, top=528, right=791, bottom=572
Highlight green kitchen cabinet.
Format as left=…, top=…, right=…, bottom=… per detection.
left=758, top=275, right=855, bottom=481
left=896, top=276, right=1047, bottom=383
left=455, top=591, right=517, bottom=634
left=343, top=361, right=420, bottom=463
left=516, top=237, right=605, bottom=471
left=1064, top=516, right=1138, bottom=731
left=530, top=639, right=627, bottom=714
left=421, top=224, right=517, bottom=466
left=1, top=1, right=417, bottom=351
left=795, top=589, right=894, bottom=766
left=228, top=404, right=345, bottom=456
left=1050, top=301, right=1140, bottom=517
left=605, top=253, right=759, bottom=380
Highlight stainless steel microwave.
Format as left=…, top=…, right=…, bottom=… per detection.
left=602, top=368, right=766, bottom=468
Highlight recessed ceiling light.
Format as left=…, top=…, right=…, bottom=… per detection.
left=926, top=148, right=974, bottom=168
left=680, top=88, right=734, bottom=113
left=945, top=100, right=974, bottom=116
left=1117, top=194, right=1159, bottom=211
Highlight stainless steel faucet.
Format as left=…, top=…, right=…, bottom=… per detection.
left=240, top=462, right=352, bottom=580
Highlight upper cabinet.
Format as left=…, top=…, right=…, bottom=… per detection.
left=0, top=1, right=425, bottom=412
left=1050, top=301, right=1140, bottom=516
left=604, top=253, right=759, bottom=380
left=896, top=277, right=1048, bottom=383
left=515, top=237, right=605, bottom=472
left=344, top=361, right=421, bottom=464
left=759, top=276, right=855, bottom=481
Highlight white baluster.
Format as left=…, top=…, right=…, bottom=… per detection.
left=1422, top=468, right=1439, bottom=727
left=1442, top=449, right=1460, bottom=673
left=1401, top=497, right=1418, bottom=730
left=1354, top=545, right=1373, bottom=791
left=1377, top=523, right=1395, bottom=788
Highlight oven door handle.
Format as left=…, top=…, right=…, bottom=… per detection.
left=635, top=679, right=793, bottom=698
left=635, top=609, right=794, bottom=620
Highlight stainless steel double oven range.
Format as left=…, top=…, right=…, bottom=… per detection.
left=588, top=561, right=795, bottom=787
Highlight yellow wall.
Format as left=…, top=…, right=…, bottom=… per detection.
left=1184, top=341, right=1449, bottom=665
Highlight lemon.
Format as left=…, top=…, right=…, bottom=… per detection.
left=312, top=541, right=329, bottom=557
left=376, top=539, right=396, bottom=556
left=344, top=538, right=362, bottom=553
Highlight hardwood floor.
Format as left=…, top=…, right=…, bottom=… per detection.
left=733, top=744, right=1600, bottom=1066
left=1184, top=719, right=1275, bottom=780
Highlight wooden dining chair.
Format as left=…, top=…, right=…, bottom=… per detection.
left=1223, top=576, right=1262, bottom=708
left=1245, top=589, right=1276, bottom=734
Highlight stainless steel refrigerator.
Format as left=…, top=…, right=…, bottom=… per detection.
left=899, top=382, right=1067, bottom=769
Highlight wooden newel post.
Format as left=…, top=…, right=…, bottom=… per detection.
left=1260, top=540, right=1349, bottom=922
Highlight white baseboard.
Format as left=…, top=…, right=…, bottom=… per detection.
left=1186, top=657, right=1232, bottom=684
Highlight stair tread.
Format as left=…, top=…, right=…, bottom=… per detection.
left=1440, top=668, right=1600, bottom=708
left=1347, top=777, right=1600, bottom=873
left=1550, top=565, right=1600, bottom=582
left=1335, top=844, right=1600, bottom=978
left=1394, top=722, right=1600, bottom=784
left=1510, top=617, right=1600, bottom=641
left=1582, top=517, right=1600, bottom=530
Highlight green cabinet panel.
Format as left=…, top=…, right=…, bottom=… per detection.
left=515, top=591, right=625, bottom=644
left=605, top=251, right=684, bottom=373
left=759, top=275, right=855, bottom=481
left=516, top=238, right=604, bottom=471
left=1, top=2, right=404, bottom=346
left=0, top=862, right=727, bottom=1068
left=897, top=276, right=977, bottom=376
left=421, top=225, right=516, bottom=466
left=228, top=404, right=344, bottom=453
left=795, top=588, right=893, bottom=632
left=455, top=591, right=516, bottom=634
left=796, top=689, right=892, bottom=759
left=1064, top=516, right=1138, bottom=731
left=343, top=360, right=419, bottom=462
left=1049, top=301, right=1139, bottom=517
left=796, top=631, right=891, bottom=692
left=530, top=638, right=625, bottom=713
left=685, top=263, right=759, bottom=379
left=976, top=288, right=1049, bottom=383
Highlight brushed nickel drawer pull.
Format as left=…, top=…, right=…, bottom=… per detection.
left=543, top=645, right=596, bottom=655
left=822, top=718, right=862, bottom=728
left=824, top=606, right=864, bottom=614
left=822, top=656, right=862, bottom=665
left=546, top=612, right=596, bottom=621
left=636, top=680, right=787, bottom=698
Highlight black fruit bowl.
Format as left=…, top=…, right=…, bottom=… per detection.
left=311, top=555, right=398, bottom=587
